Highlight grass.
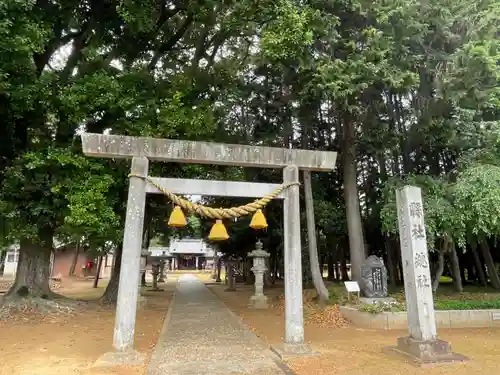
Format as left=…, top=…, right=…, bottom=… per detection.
left=325, top=280, right=500, bottom=313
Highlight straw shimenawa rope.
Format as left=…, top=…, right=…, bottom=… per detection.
left=129, top=174, right=300, bottom=220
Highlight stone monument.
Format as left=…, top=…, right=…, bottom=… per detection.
left=248, top=240, right=270, bottom=309
left=360, top=255, right=395, bottom=304
left=384, top=185, right=468, bottom=366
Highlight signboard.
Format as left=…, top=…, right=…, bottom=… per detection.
left=344, top=281, right=360, bottom=293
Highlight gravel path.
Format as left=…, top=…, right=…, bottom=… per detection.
left=147, top=274, right=293, bottom=375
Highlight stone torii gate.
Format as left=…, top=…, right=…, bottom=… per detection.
left=81, top=133, right=337, bottom=364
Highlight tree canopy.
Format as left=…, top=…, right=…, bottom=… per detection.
left=0, top=0, right=499, bottom=298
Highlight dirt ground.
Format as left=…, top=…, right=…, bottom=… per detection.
left=0, top=276, right=176, bottom=375
left=3, top=273, right=500, bottom=375
left=207, top=280, right=500, bottom=375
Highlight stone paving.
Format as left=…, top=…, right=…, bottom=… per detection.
left=147, top=274, right=293, bottom=375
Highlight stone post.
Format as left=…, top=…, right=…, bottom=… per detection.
left=96, top=156, right=148, bottom=366
left=271, top=165, right=316, bottom=359
left=248, top=240, right=270, bottom=309
left=216, top=256, right=222, bottom=282
left=225, top=258, right=236, bottom=291
left=139, top=249, right=148, bottom=288
left=212, top=251, right=218, bottom=280
left=195, top=256, right=199, bottom=270
left=385, top=185, right=468, bottom=365
left=138, top=249, right=148, bottom=306
left=158, top=259, right=165, bottom=282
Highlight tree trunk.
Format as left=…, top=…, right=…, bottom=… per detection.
left=449, top=243, right=463, bottom=292
left=100, top=244, right=122, bottom=303
left=397, top=248, right=404, bottom=285
left=264, top=257, right=272, bottom=287
left=340, top=247, right=349, bottom=281
left=480, top=241, right=500, bottom=289
left=470, top=241, right=486, bottom=285
left=5, top=236, right=52, bottom=299
left=342, top=119, right=366, bottom=282
left=432, top=240, right=448, bottom=293
left=303, top=170, right=329, bottom=304
left=335, top=259, right=341, bottom=282
left=216, top=258, right=222, bottom=282
left=327, top=254, right=335, bottom=281
left=0, top=249, right=6, bottom=277
left=271, top=253, right=277, bottom=284
left=385, top=237, right=397, bottom=288
left=432, top=250, right=445, bottom=293
left=68, top=239, right=81, bottom=277
left=93, top=256, right=103, bottom=288
left=459, top=254, right=467, bottom=284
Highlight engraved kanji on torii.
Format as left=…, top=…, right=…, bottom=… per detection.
left=81, top=133, right=337, bottom=365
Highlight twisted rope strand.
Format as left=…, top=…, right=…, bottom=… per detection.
left=129, top=174, right=300, bottom=220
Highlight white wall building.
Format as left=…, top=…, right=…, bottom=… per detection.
left=3, top=245, right=20, bottom=276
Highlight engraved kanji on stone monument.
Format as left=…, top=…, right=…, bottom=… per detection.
left=386, top=185, right=468, bottom=365
left=360, top=255, right=388, bottom=298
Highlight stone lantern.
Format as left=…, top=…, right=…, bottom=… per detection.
left=247, top=240, right=270, bottom=309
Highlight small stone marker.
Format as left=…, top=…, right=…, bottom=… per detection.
left=385, top=185, right=468, bottom=366
left=360, top=255, right=388, bottom=298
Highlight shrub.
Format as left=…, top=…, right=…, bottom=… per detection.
left=434, top=299, right=500, bottom=310
left=358, top=301, right=405, bottom=314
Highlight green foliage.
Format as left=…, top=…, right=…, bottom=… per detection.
left=434, top=299, right=500, bottom=311
left=260, top=0, right=316, bottom=61
left=0, top=0, right=499, bottom=289
left=358, top=301, right=405, bottom=314
left=358, top=299, right=500, bottom=313
left=63, top=172, right=121, bottom=246
left=453, top=163, right=500, bottom=243
left=379, top=175, right=457, bottom=249
left=0, top=148, right=120, bottom=245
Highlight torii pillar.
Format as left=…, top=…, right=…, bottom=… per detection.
left=81, top=133, right=337, bottom=365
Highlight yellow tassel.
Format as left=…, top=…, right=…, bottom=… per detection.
left=249, top=209, right=268, bottom=230
left=167, top=206, right=187, bottom=228
left=208, top=219, right=229, bottom=241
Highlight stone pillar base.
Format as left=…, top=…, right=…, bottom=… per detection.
left=93, top=350, right=146, bottom=367
left=248, top=295, right=268, bottom=309
left=270, top=343, right=320, bottom=360
left=384, top=337, right=469, bottom=367
left=224, top=287, right=236, bottom=292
